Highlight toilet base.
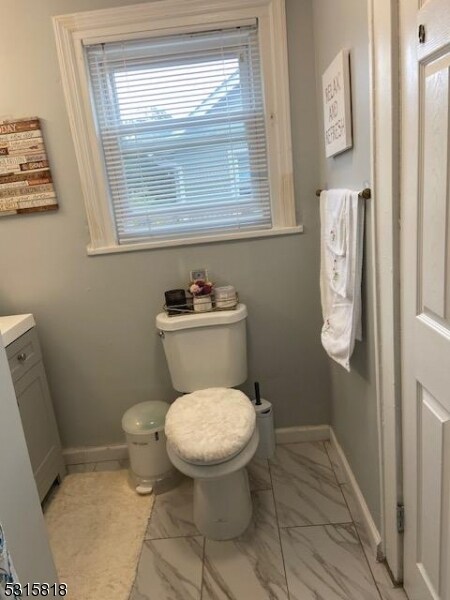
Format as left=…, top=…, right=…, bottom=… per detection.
left=166, top=429, right=259, bottom=540
left=193, top=468, right=252, bottom=540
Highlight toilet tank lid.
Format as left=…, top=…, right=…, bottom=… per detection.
left=156, top=303, right=247, bottom=332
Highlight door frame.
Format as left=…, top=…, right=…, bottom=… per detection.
left=368, top=0, right=403, bottom=582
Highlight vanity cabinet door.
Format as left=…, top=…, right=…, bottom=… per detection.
left=14, top=360, right=64, bottom=501
left=7, top=327, right=41, bottom=382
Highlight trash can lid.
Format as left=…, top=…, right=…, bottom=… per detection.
left=122, top=400, right=170, bottom=435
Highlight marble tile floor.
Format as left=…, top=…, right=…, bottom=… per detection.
left=68, top=442, right=407, bottom=600
left=70, top=443, right=409, bottom=600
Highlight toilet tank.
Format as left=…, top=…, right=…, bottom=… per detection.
left=156, top=304, right=248, bottom=392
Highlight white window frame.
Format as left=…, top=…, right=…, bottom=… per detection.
left=53, top=0, right=302, bottom=255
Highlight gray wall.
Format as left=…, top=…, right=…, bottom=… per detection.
left=312, top=0, right=381, bottom=527
left=0, top=0, right=330, bottom=448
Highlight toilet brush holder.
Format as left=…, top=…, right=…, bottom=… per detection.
left=252, top=398, right=276, bottom=460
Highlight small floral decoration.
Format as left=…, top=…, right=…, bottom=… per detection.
left=189, top=279, right=213, bottom=296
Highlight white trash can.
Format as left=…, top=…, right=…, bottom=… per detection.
left=122, top=401, right=176, bottom=495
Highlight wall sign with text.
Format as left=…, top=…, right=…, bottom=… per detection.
left=0, top=117, right=58, bottom=217
left=322, top=50, right=353, bottom=158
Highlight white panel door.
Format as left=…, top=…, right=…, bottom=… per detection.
left=401, top=0, right=450, bottom=598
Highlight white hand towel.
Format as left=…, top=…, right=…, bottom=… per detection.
left=323, top=189, right=349, bottom=298
left=320, top=189, right=365, bottom=371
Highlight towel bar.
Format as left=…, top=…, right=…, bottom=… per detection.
left=315, top=188, right=371, bottom=199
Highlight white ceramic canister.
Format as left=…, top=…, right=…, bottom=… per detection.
left=193, top=294, right=213, bottom=312
left=214, top=285, right=237, bottom=308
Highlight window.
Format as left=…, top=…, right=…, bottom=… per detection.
left=54, top=0, right=300, bottom=254
left=86, top=27, right=271, bottom=243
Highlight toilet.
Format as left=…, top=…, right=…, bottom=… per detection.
left=156, top=304, right=258, bottom=540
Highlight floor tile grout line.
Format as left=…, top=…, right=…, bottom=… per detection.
left=144, top=532, right=201, bottom=541
left=338, top=478, right=384, bottom=600
left=352, top=531, right=388, bottom=600
left=199, top=536, right=206, bottom=600
left=276, top=440, right=329, bottom=448
left=323, top=440, right=344, bottom=488
left=278, top=520, right=353, bottom=530
left=268, top=456, right=292, bottom=600
left=323, top=443, right=404, bottom=599
left=318, top=442, right=384, bottom=600
left=128, top=496, right=156, bottom=600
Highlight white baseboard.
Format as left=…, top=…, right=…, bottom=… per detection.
left=329, top=428, right=383, bottom=560
left=275, top=425, right=330, bottom=444
left=63, top=443, right=128, bottom=465
left=64, top=425, right=331, bottom=464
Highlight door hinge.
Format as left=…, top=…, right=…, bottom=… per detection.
left=397, top=504, right=405, bottom=533
left=418, top=24, right=426, bottom=44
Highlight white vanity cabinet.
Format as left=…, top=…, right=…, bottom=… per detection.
left=4, top=322, right=65, bottom=502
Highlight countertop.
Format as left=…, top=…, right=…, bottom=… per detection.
left=0, top=314, right=35, bottom=347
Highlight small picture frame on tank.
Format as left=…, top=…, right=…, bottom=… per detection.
left=189, top=268, right=208, bottom=282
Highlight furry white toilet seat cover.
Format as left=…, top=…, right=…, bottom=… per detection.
left=165, top=388, right=256, bottom=464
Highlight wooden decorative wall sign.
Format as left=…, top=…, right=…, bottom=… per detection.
left=322, top=50, right=353, bottom=158
left=0, top=117, right=58, bottom=216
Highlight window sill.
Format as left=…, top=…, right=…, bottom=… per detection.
left=87, top=224, right=304, bottom=256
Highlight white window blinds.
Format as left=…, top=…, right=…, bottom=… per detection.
left=85, top=25, right=272, bottom=244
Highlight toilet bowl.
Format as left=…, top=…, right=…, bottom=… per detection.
left=156, top=305, right=255, bottom=539
left=167, top=425, right=259, bottom=540
left=164, top=387, right=257, bottom=540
